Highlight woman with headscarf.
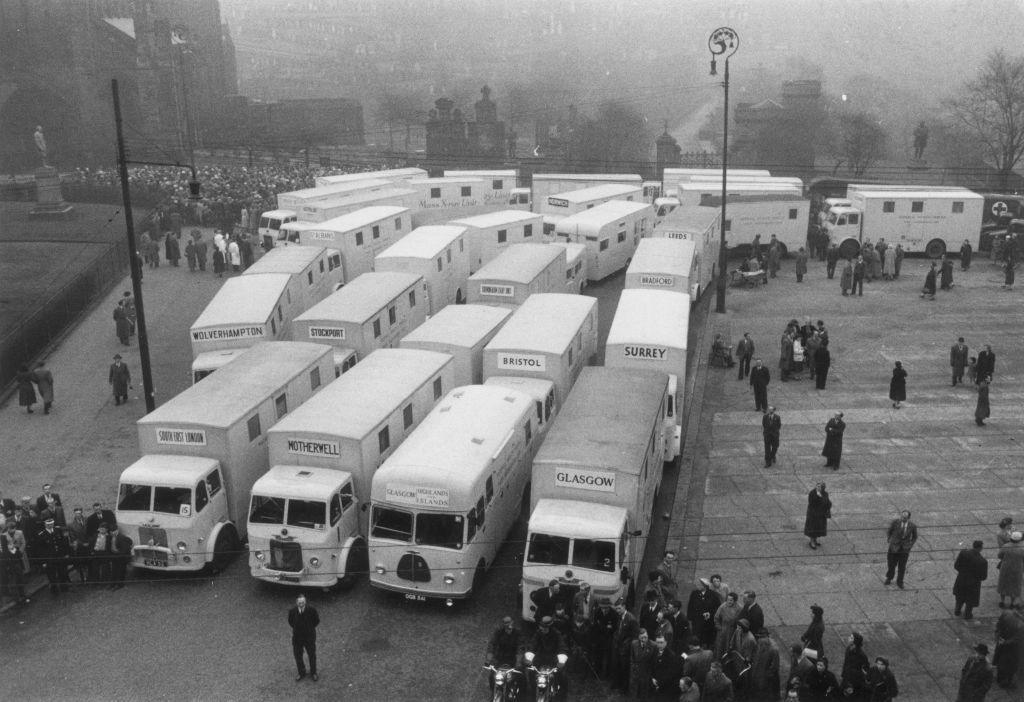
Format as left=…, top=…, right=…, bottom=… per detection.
left=840, top=632, right=870, bottom=701
left=889, top=361, right=907, bottom=409
left=687, top=578, right=722, bottom=650
left=804, top=483, right=832, bottom=550
left=801, top=605, right=826, bottom=660
left=15, top=364, right=37, bottom=414
left=997, top=530, right=1024, bottom=610
left=975, top=376, right=990, bottom=426
left=866, top=657, right=898, bottom=702
left=713, top=592, right=742, bottom=660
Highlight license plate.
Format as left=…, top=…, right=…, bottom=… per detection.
left=404, top=593, right=427, bottom=602
left=143, top=558, right=167, bottom=567
left=280, top=575, right=300, bottom=582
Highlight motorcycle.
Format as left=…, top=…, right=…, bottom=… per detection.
left=482, top=664, right=524, bottom=702
left=524, top=652, right=568, bottom=702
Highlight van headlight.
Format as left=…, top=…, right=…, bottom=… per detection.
left=176, top=541, right=188, bottom=552
left=374, top=564, right=386, bottom=575
left=309, top=557, right=321, bottom=568
left=443, top=574, right=455, bottom=585
left=254, top=550, right=265, bottom=561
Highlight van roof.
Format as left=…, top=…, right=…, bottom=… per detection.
left=318, top=168, right=426, bottom=185
left=407, top=177, right=485, bottom=185
left=657, top=205, right=720, bottom=231
left=701, top=193, right=806, bottom=206
left=243, top=245, right=332, bottom=275
left=547, top=241, right=586, bottom=263
left=629, top=238, right=696, bottom=275
left=253, top=465, right=353, bottom=500
left=557, top=200, right=652, bottom=229
left=530, top=498, right=627, bottom=538
left=486, top=293, right=597, bottom=355
left=372, top=385, right=533, bottom=494
left=312, top=206, right=410, bottom=232
left=555, top=183, right=641, bottom=203
left=444, top=170, right=517, bottom=178
left=295, top=271, right=422, bottom=325
left=308, top=187, right=415, bottom=210
left=606, top=289, right=690, bottom=349
left=139, top=342, right=330, bottom=428
left=270, top=349, right=452, bottom=440
left=261, top=209, right=296, bottom=219
left=851, top=188, right=983, bottom=200
left=375, top=225, right=466, bottom=259
left=191, top=274, right=291, bottom=329
left=470, top=243, right=564, bottom=283
left=533, top=173, right=642, bottom=182
left=278, top=178, right=392, bottom=203
left=449, top=210, right=541, bottom=228
left=401, top=304, right=511, bottom=348
left=120, top=455, right=221, bottom=485
left=483, top=375, right=553, bottom=402
left=534, top=367, right=668, bottom=473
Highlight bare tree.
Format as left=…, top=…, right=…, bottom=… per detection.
left=945, top=50, right=1024, bottom=188
left=376, top=92, right=426, bottom=152
left=818, top=111, right=888, bottom=177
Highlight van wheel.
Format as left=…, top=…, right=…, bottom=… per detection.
left=838, top=239, right=860, bottom=260
left=472, top=560, right=487, bottom=595
left=339, top=541, right=368, bottom=590
left=925, top=239, right=946, bottom=258
left=209, top=525, right=239, bottom=574
left=778, top=243, right=789, bottom=257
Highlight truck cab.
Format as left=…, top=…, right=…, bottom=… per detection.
left=116, top=455, right=238, bottom=572
left=521, top=499, right=634, bottom=620
left=823, top=205, right=863, bottom=259
left=248, top=466, right=366, bottom=589
left=258, top=209, right=298, bottom=249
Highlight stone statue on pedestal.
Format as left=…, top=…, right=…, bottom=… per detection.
left=34, top=125, right=48, bottom=167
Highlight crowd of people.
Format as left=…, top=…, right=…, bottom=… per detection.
left=1, top=484, right=130, bottom=605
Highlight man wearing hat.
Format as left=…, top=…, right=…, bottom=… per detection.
left=954, top=540, right=988, bottom=619
left=526, top=615, right=568, bottom=696
left=611, top=598, right=640, bottom=692
left=109, top=354, right=132, bottom=405
left=957, top=643, right=994, bottom=702
left=687, top=578, right=721, bottom=649
left=591, top=597, right=617, bottom=678
left=36, top=516, right=71, bottom=594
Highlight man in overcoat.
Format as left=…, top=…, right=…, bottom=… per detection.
left=951, top=337, right=970, bottom=386
left=954, top=540, right=988, bottom=619
left=762, top=407, right=781, bottom=467
left=749, top=360, right=770, bottom=413
left=108, top=354, right=132, bottom=405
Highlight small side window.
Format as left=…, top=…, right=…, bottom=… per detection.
left=395, top=217, right=402, bottom=230
left=486, top=476, right=494, bottom=502
left=195, top=480, right=209, bottom=513
left=372, top=225, right=380, bottom=239
left=430, top=187, right=441, bottom=198
left=436, top=257, right=443, bottom=272
left=310, top=367, right=321, bottom=390
left=330, top=494, right=342, bottom=525
left=373, top=319, right=382, bottom=338
left=952, top=201, right=964, bottom=214
left=788, top=208, right=798, bottom=220
left=403, top=403, right=414, bottom=429
left=319, top=259, right=325, bottom=273
left=275, top=393, right=288, bottom=419
left=524, top=224, right=533, bottom=238
left=355, top=231, right=364, bottom=246
left=911, top=201, right=924, bottom=213
left=476, top=496, right=486, bottom=526
left=461, top=186, right=471, bottom=197
left=524, top=420, right=532, bottom=445
left=307, top=271, right=314, bottom=285
left=389, top=306, right=397, bottom=325
left=433, top=377, right=443, bottom=400
left=247, top=414, right=261, bottom=441
left=498, top=229, right=507, bottom=243
left=340, top=483, right=354, bottom=510
left=378, top=426, right=390, bottom=454
left=599, top=239, right=609, bottom=251
left=408, top=290, right=416, bottom=307
left=446, top=248, right=452, bottom=263
left=467, top=508, right=478, bottom=541
left=206, top=470, right=222, bottom=497
left=883, top=201, right=896, bottom=213
left=492, top=179, right=502, bottom=190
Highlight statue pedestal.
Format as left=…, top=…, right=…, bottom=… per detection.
left=29, top=166, right=74, bottom=218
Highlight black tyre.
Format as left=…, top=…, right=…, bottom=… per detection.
left=209, top=525, right=239, bottom=574
left=339, top=541, right=368, bottom=589
left=838, top=239, right=860, bottom=260
left=925, top=239, right=946, bottom=258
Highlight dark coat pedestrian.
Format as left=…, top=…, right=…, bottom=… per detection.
left=767, top=242, right=781, bottom=278
left=288, top=595, right=320, bottom=680
left=894, top=245, right=904, bottom=277
left=840, top=634, right=870, bottom=701
left=840, top=260, right=854, bottom=295
left=885, top=512, right=918, bottom=588
left=213, top=248, right=225, bottom=276
left=628, top=631, right=655, bottom=699
left=954, top=541, right=988, bottom=619
left=702, top=663, right=735, bottom=702
left=801, top=605, right=826, bottom=659
left=804, top=483, right=832, bottom=547
left=15, top=365, right=37, bottom=412
left=866, top=658, right=898, bottom=702
left=195, top=238, right=208, bottom=272
left=1004, top=259, right=1015, bottom=289
left=994, top=608, right=1024, bottom=689
left=956, top=645, right=994, bottom=702
left=814, top=342, right=831, bottom=390
left=826, top=245, right=840, bottom=278
left=977, top=347, right=995, bottom=383
left=750, top=630, right=781, bottom=701
left=803, top=658, right=840, bottom=702
left=795, top=248, right=808, bottom=282
left=951, top=338, right=970, bottom=385
left=852, top=257, right=865, bottom=295
left=108, top=355, right=131, bottom=405
left=922, top=263, right=937, bottom=299
left=975, top=377, right=990, bottom=426
left=889, top=362, right=907, bottom=407
left=185, top=240, right=197, bottom=271
left=649, top=640, right=682, bottom=700
left=166, top=233, right=181, bottom=267
left=998, top=534, right=1024, bottom=606
left=114, top=303, right=131, bottom=345
left=961, top=241, right=974, bottom=270
left=687, top=580, right=722, bottom=649
left=750, top=361, right=771, bottom=412
left=822, top=412, right=845, bottom=468
left=940, top=256, right=954, bottom=289
left=762, top=408, right=781, bottom=467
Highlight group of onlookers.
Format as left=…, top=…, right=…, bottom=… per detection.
left=1, top=484, right=130, bottom=605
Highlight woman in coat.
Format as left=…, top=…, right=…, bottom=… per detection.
left=821, top=412, right=846, bottom=469
left=801, top=605, right=826, bottom=659
left=814, top=341, right=831, bottom=390
left=997, top=517, right=1015, bottom=548
left=882, top=247, right=896, bottom=280
left=975, top=376, right=990, bottom=426
left=713, top=591, right=742, bottom=660
left=750, top=630, right=781, bottom=701
left=1004, top=259, right=1015, bottom=290
left=888, top=361, right=907, bottom=409
left=866, top=657, right=898, bottom=702
left=33, top=361, right=54, bottom=414
left=840, top=259, right=854, bottom=295
left=804, top=483, right=832, bottom=550
left=15, top=364, right=36, bottom=413
left=997, top=531, right=1024, bottom=610
left=802, top=657, right=840, bottom=702
left=840, top=633, right=870, bottom=701
left=212, top=247, right=226, bottom=278
left=921, top=262, right=937, bottom=299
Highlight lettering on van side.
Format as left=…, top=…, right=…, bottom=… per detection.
left=385, top=484, right=451, bottom=508
left=496, top=353, right=546, bottom=371
left=156, top=428, right=207, bottom=446
left=639, top=274, right=675, bottom=287
left=308, top=326, right=346, bottom=340
left=191, top=326, right=265, bottom=341
left=661, top=232, right=689, bottom=240
left=623, top=345, right=668, bottom=360
left=287, top=439, right=341, bottom=457
left=547, top=197, right=569, bottom=208
left=309, top=231, right=335, bottom=241
left=480, top=284, right=515, bottom=297
left=554, top=468, right=616, bottom=493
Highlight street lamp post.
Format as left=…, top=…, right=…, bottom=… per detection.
left=709, top=27, right=738, bottom=314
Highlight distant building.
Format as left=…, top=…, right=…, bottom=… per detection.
left=222, top=97, right=365, bottom=148
left=732, top=79, right=822, bottom=173
left=425, top=87, right=506, bottom=162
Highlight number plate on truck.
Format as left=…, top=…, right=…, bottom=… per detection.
left=143, top=558, right=167, bottom=567
left=404, top=593, right=427, bottom=602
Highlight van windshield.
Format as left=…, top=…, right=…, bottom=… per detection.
left=527, top=532, right=570, bottom=566
left=415, top=513, right=464, bottom=550
left=371, top=505, right=412, bottom=542
left=118, top=484, right=152, bottom=511
left=286, top=500, right=326, bottom=529
left=153, top=487, right=192, bottom=515
left=249, top=495, right=285, bottom=524
left=572, top=538, right=617, bottom=572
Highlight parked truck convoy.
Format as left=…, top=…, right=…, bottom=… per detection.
left=521, top=366, right=671, bottom=620
left=116, top=342, right=335, bottom=574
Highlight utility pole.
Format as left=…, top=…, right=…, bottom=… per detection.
left=112, top=79, right=157, bottom=412
left=709, top=27, right=739, bottom=315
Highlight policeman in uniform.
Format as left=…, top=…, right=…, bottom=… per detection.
left=36, top=517, right=71, bottom=594
left=526, top=615, right=569, bottom=698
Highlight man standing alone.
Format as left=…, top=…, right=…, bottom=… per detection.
left=953, top=540, right=988, bottom=620
left=736, top=333, right=755, bottom=381
left=885, top=510, right=918, bottom=589
left=750, top=359, right=770, bottom=413
left=288, top=594, right=320, bottom=682
left=108, top=354, right=131, bottom=405
left=951, top=337, right=969, bottom=386
left=762, top=407, right=781, bottom=468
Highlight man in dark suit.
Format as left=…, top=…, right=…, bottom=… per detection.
left=35, top=517, right=71, bottom=594
left=611, top=598, right=640, bottom=692
left=977, top=345, right=996, bottom=383
left=35, top=483, right=62, bottom=516
left=108, top=354, right=132, bottom=405
left=85, top=502, right=117, bottom=541
left=738, top=591, right=765, bottom=635
left=639, top=589, right=663, bottom=640
left=749, top=359, right=771, bottom=413
left=950, top=337, right=969, bottom=386
left=649, top=634, right=682, bottom=700
left=530, top=579, right=563, bottom=623
left=110, top=527, right=134, bottom=589
left=953, top=540, right=988, bottom=619
left=885, top=510, right=919, bottom=589
left=288, top=594, right=320, bottom=682
left=762, top=407, right=782, bottom=467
